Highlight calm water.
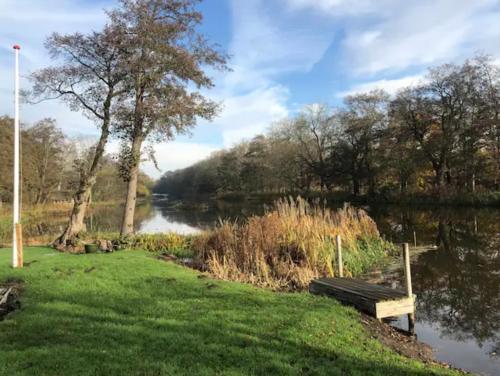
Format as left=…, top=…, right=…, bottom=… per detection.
left=5, top=199, right=500, bottom=375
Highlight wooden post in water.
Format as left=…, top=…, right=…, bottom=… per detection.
left=413, top=231, right=417, bottom=248
left=336, top=235, right=343, bottom=278
left=402, top=243, right=415, bottom=333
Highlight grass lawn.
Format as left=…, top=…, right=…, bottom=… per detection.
left=0, top=247, right=458, bottom=376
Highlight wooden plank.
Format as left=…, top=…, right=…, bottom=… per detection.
left=328, top=278, right=406, bottom=298
left=315, top=278, right=406, bottom=300
left=313, top=279, right=384, bottom=301
left=320, top=280, right=394, bottom=301
left=0, top=287, right=12, bottom=306
left=310, top=280, right=377, bottom=316
left=375, top=297, right=415, bottom=318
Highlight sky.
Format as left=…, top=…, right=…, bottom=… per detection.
left=1, top=0, right=500, bottom=179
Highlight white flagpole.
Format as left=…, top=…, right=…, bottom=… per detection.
left=12, top=44, right=21, bottom=268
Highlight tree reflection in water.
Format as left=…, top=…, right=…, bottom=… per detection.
left=413, top=216, right=500, bottom=353
left=369, top=206, right=499, bottom=351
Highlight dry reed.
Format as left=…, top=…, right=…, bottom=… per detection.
left=193, top=197, right=391, bottom=290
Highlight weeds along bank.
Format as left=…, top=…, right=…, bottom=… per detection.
left=3, top=197, right=393, bottom=290
left=0, top=204, right=73, bottom=246
left=0, top=201, right=133, bottom=246
left=191, top=197, right=393, bottom=290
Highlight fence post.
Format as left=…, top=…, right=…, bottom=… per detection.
left=402, top=243, right=415, bottom=333
left=336, top=235, right=343, bottom=278
left=15, top=223, right=23, bottom=268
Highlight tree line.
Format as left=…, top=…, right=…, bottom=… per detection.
left=0, top=116, right=152, bottom=206
left=154, top=56, right=500, bottom=201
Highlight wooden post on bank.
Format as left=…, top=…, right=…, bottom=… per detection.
left=336, top=235, right=343, bottom=278
left=402, top=243, right=415, bottom=333
left=15, top=223, right=23, bottom=268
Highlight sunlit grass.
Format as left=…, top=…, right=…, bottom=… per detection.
left=0, top=247, right=458, bottom=375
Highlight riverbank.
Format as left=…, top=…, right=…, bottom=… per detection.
left=0, top=247, right=463, bottom=375
left=214, top=190, right=500, bottom=208
left=0, top=200, right=151, bottom=246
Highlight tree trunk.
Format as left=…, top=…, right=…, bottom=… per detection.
left=53, top=120, right=110, bottom=249
left=368, top=174, right=376, bottom=197
left=399, top=174, right=408, bottom=194
left=432, top=160, right=445, bottom=196
left=352, top=176, right=360, bottom=196
left=120, top=134, right=143, bottom=237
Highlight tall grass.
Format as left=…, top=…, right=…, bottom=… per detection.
left=193, top=197, right=392, bottom=290
left=116, top=233, right=193, bottom=257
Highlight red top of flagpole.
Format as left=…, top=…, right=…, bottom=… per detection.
left=13, top=44, right=21, bottom=50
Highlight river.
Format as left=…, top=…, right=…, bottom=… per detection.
left=4, top=199, right=500, bottom=375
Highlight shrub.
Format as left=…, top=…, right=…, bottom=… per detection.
left=193, top=197, right=392, bottom=290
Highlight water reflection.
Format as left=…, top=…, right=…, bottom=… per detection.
left=137, top=208, right=201, bottom=234
left=372, top=208, right=499, bottom=375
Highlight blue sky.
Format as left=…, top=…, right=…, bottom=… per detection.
left=1, top=0, right=500, bottom=178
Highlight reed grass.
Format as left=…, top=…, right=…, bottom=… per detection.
left=119, top=233, right=192, bottom=257
left=193, top=197, right=393, bottom=290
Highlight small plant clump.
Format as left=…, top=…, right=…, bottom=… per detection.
left=122, top=233, right=192, bottom=257
left=192, top=197, right=393, bottom=290
left=79, top=232, right=194, bottom=258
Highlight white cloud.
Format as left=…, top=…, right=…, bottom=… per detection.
left=0, top=0, right=109, bottom=134
left=341, top=0, right=500, bottom=75
left=229, top=0, right=332, bottom=81
left=215, top=85, right=289, bottom=147
left=202, top=0, right=329, bottom=147
left=286, top=0, right=500, bottom=76
left=285, top=0, right=387, bottom=16
left=338, top=73, right=424, bottom=97
left=106, top=140, right=219, bottom=179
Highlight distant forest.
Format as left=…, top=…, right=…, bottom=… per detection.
left=154, top=56, right=500, bottom=202
left=0, top=116, right=153, bottom=205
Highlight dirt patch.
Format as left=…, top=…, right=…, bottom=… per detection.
left=0, top=279, right=23, bottom=320
left=361, top=314, right=468, bottom=373
left=158, top=253, right=178, bottom=262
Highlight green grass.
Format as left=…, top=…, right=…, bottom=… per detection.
left=0, top=247, right=458, bottom=376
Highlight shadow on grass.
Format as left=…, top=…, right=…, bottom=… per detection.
left=0, top=252, right=444, bottom=376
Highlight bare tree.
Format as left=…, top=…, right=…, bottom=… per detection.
left=339, top=90, right=389, bottom=196
left=109, top=0, right=228, bottom=236
left=23, top=119, right=65, bottom=204
left=30, top=24, right=128, bottom=249
left=393, top=58, right=498, bottom=195
left=277, top=104, right=338, bottom=191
